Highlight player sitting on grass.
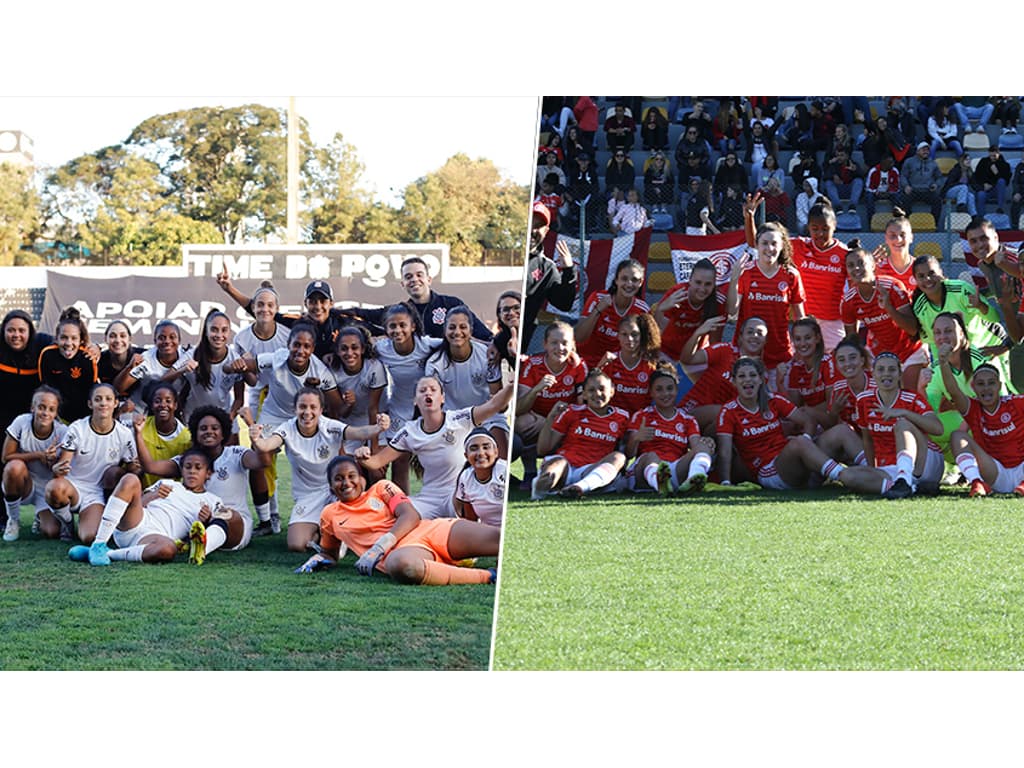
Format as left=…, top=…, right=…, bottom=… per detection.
left=295, top=455, right=498, bottom=585
left=533, top=369, right=629, bottom=500
left=453, top=427, right=507, bottom=528
left=625, top=364, right=714, bottom=495
left=69, top=447, right=226, bottom=566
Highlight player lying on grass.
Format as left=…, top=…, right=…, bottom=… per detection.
left=625, top=364, right=714, bottom=495
left=295, top=455, right=498, bottom=585
left=533, top=369, right=629, bottom=500
left=68, top=447, right=226, bottom=566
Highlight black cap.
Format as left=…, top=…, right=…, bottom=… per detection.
left=305, top=280, right=333, bottom=301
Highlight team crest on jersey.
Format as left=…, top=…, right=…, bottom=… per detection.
left=318, top=444, right=331, bottom=459
left=107, top=447, right=118, bottom=461
left=778, top=281, right=788, bottom=291
left=444, top=429, right=456, bottom=444
left=563, top=374, right=574, bottom=386
left=70, top=366, right=82, bottom=379
left=217, top=466, right=228, bottom=481
left=610, top=422, right=619, bottom=433
left=637, top=372, right=648, bottom=383
left=472, top=372, right=485, bottom=388
left=830, top=255, right=840, bottom=264
left=432, top=308, right=447, bottom=326
left=369, top=497, right=385, bottom=511
left=676, top=422, right=685, bottom=432
left=490, top=484, right=504, bottom=500
left=1001, top=412, right=1012, bottom=424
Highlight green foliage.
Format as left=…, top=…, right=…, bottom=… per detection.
left=494, top=486, right=1024, bottom=670
left=0, top=162, right=38, bottom=266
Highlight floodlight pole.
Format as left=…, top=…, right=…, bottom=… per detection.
left=286, top=97, right=300, bottom=244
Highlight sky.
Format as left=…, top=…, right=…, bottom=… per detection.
left=0, top=96, right=539, bottom=206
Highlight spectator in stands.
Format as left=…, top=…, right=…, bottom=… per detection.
left=824, top=147, right=865, bottom=215
left=643, top=152, right=674, bottom=213
left=541, top=97, right=575, bottom=139
left=900, top=141, right=944, bottom=223
left=539, top=132, right=564, bottom=164
left=973, top=145, right=1012, bottom=214
left=941, top=153, right=978, bottom=215
left=711, top=100, right=741, bottom=155
left=680, top=151, right=712, bottom=189
left=604, top=103, right=636, bottom=153
left=885, top=97, right=917, bottom=141
left=1011, top=160, right=1024, bottom=228
left=641, top=107, right=669, bottom=151
left=713, top=151, right=748, bottom=201
left=563, top=124, right=590, bottom=168
left=523, top=203, right=578, bottom=353
left=840, top=96, right=871, bottom=126
left=928, top=102, right=963, bottom=159
left=827, top=123, right=854, bottom=159
left=681, top=99, right=714, bottom=143
left=605, top=150, right=636, bottom=196
left=674, top=126, right=712, bottom=179
left=859, top=119, right=888, bottom=169
left=565, top=152, right=602, bottom=233
left=607, top=186, right=626, bottom=225
left=795, top=178, right=826, bottom=235
left=779, top=102, right=812, bottom=150
left=683, top=179, right=718, bottom=235
left=746, top=97, right=779, bottom=124
left=716, top=184, right=745, bottom=232
left=952, top=97, right=995, bottom=135
left=805, top=100, right=836, bottom=152
left=875, top=115, right=912, bottom=164
left=610, top=188, right=653, bottom=236
left=536, top=151, right=566, bottom=191
left=866, top=154, right=901, bottom=221
left=752, top=153, right=785, bottom=193
left=536, top=173, right=565, bottom=231
left=573, top=97, right=600, bottom=148
left=994, top=97, right=1021, bottom=134
left=743, top=119, right=777, bottom=170
left=791, top=150, right=822, bottom=191
left=760, top=176, right=792, bottom=226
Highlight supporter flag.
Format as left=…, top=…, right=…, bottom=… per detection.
left=542, top=228, right=652, bottom=320
left=668, top=230, right=749, bottom=286
left=959, top=229, right=1024, bottom=293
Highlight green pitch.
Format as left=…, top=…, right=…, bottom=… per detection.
left=0, top=464, right=495, bottom=671
left=492, top=483, right=1024, bottom=670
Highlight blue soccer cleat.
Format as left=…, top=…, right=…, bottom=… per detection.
left=68, top=545, right=90, bottom=562
left=88, top=540, right=111, bottom=566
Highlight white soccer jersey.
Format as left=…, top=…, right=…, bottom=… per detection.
left=127, top=482, right=223, bottom=541
left=255, top=348, right=338, bottom=427
left=173, top=346, right=244, bottom=422
left=174, top=445, right=250, bottom=515
left=234, top=323, right=290, bottom=413
left=60, top=417, right=137, bottom=488
left=389, top=407, right=476, bottom=519
left=424, top=339, right=497, bottom=411
left=373, top=336, right=443, bottom=421
left=455, top=458, right=507, bottom=528
left=6, top=413, right=69, bottom=489
left=335, top=357, right=389, bottom=426
left=127, top=347, right=187, bottom=414
left=271, top=416, right=347, bottom=501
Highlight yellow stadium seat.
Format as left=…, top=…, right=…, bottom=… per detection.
left=648, top=240, right=672, bottom=263
left=647, top=270, right=678, bottom=293
left=913, top=241, right=943, bottom=261
left=908, top=212, right=936, bottom=232
left=935, top=157, right=957, bottom=175
left=536, top=310, right=556, bottom=325
left=870, top=213, right=890, bottom=232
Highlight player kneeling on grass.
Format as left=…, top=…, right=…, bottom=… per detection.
left=937, top=357, right=1024, bottom=497
left=2, top=386, right=68, bottom=541
left=626, top=364, right=714, bottom=495
left=68, top=448, right=226, bottom=566
left=532, top=369, right=629, bottom=500
left=716, top=357, right=882, bottom=492
left=295, top=455, right=498, bottom=585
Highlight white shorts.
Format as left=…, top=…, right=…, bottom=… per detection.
left=818, top=319, right=846, bottom=354
left=757, top=458, right=793, bottom=491
left=225, top=506, right=253, bottom=552
left=20, top=481, right=48, bottom=512
left=481, top=413, right=510, bottom=434
left=990, top=458, right=1024, bottom=494
left=289, top=490, right=334, bottom=526
left=878, top=448, right=944, bottom=491
left=409, top=491, right=455, bottom=520
left=900, top=345, right=930, bottom=368
left=112, top=508, right=180, bottom=548
left=70, top=481, right=106, bottom=513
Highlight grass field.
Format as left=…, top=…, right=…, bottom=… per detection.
left=492, top=482, right=1024, bottom=670
left=0, top=462, right=496, bottom=671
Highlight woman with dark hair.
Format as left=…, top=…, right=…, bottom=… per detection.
left=492, top=290, right=521, bottom=372
left=97, top=320, right=145, bottom=391
left=0, top=310, right=54, bottom=439
left=605, top=150, right=635, bottom=196
left=574, top=258, right=650, bottom=369
left=641, top=107, right=669, bottom=151
left=653, top=258, right=727, bottom=363
left=37, top=307, right=98, bottom=424
left=595, top=313, right=661, bottom=416
left=113, top=319, right=187, bottom=416
left=643, top=152, right=674, bottom=212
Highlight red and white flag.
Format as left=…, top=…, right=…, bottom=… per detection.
left=668, top=230, right=749, bottom=286
left=543, top=228, right=652, bottom=319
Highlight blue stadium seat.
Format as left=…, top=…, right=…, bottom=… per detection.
left=988, top=212, right=1011, bottom=229
left=999, top=132, right=1024, bottom=150
left=835, top=211, right=862, bottom=231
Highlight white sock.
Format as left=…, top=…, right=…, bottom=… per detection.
left=820, top=459, right=845, bottom=482
left=955, top=452, right=982, bottom=483
left=688, top=452, right=712, bottom=479
left=3, top=491, right=21, bottom=522
left=576, top=462, right=619, bottom=493
left=269, top=494, right=278, bottom=514
left=896, top=450, right=915, bottom=481
left=206, top=523, right=227, bottom=554
left=643, top=463, right=659, bottom=490
left=255, top=502, right=271, bottom=522
left=95, top=496, right=129, bottom=545
left=854, top=451, right=867, bottom=466
left=668, top=459, right=682, bottom=491
left=52, top=504, right=72, bottom=524
left=109, top=545, right=145, bottom=562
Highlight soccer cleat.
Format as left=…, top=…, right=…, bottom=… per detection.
left=969, top=479, right=991, bottom=498
left=31, top=513, right=40, bottom=535
left=487, top=567, right=497, bottom=585
left=530, top=475, right=544, bottom=501
left=67, top=545, right=90, bottom=562
left=188, top=521, right=207, bottom=565
left=453, top=558, right=478, bottom=568
left=252, top=520, right=274, bottom=537
left=680, top=472, right=707, bottom=495
left=655, top=461, right=672, bottom=497
left=174, top=539, right=189, bottom=554
left=3, top=514, right=19, bottom=542
left=558, top=484, right=584, bottom=500
left=88, top=541, right=111, bottom=567
left=917, top=479, right=940, bottom=496
left=1014, top=481, right=1024, bottom=497
left=884, top=477, right=913, bottom=500
left=269, top=511, right=281, bottom=535
left=59, top=518, right=75, bottom=543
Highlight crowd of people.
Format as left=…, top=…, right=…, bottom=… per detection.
left=1, top=258, right=516, bottom=586
left=521, top=185, right=1024, bottom=501
left=537, top=97, right=1024, bottom=236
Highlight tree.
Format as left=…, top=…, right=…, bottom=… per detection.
left=0, top=162, right=38, bottom=266
left=306, top=132, right=371, bottom=243
left=397, top=154, right=529, bottom=265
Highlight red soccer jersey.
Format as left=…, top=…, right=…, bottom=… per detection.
left=680, top=342, right=741, bottom=411
left=716, top=393, right=797, bottom=472
left=828, top=374, right=874, bottom=428
left=784, top=353, right=840, bottom=408
left=628, top=405, right=701, bottom=462
left=735, top=262, right=806, bottom=369
left=552, top=403, right=631, bottom=466
left=855, top=388, right=940, bottom=466
left=602, top=354, right=655, bottom=416
left=518, top=354, right=588, bottom=418
left=576, top=291, right=651, bottom=369
left=875, top=258, right=917, bottom=291
left=963, top=396, right=1024, bottom=468
left=791, top=237, right=848, bottom=322
left=839, top=279, right=922, bottom=361
left=658, top=281, right=729, bottom=360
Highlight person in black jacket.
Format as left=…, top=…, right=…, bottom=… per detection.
left=523, top=203, right=578, bottom=353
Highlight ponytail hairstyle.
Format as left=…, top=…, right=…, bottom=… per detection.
left=330, top=324, right=375, bottom=373
left=910, top=254, right=945, bottom=305
left=618, top=312, right=662, bottom=364
left=790, top=316, right=826, bottom=389
left=435, top=305, right=475, bottom=368
left=754, top=221, right=794, bottom=267
left=844, top=238, right=875, bottom=283
left=933, top=311, right=974, bottom=378
left=57, top=306, right=89, bottom=348
left=194, top=309, right=230, bottom=389
left=806, top=197, right=837, bottom=233
left=648, top=362, right=680, bottom=392
left=383, top=302, right=424, bottom=338
left=543, top=320, right=581, bottom=368
left=732, top=356, right=771, bottom=417
left=833, top=334, right=871, bottom=375
left=689, top=257, right=721, bottom=323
